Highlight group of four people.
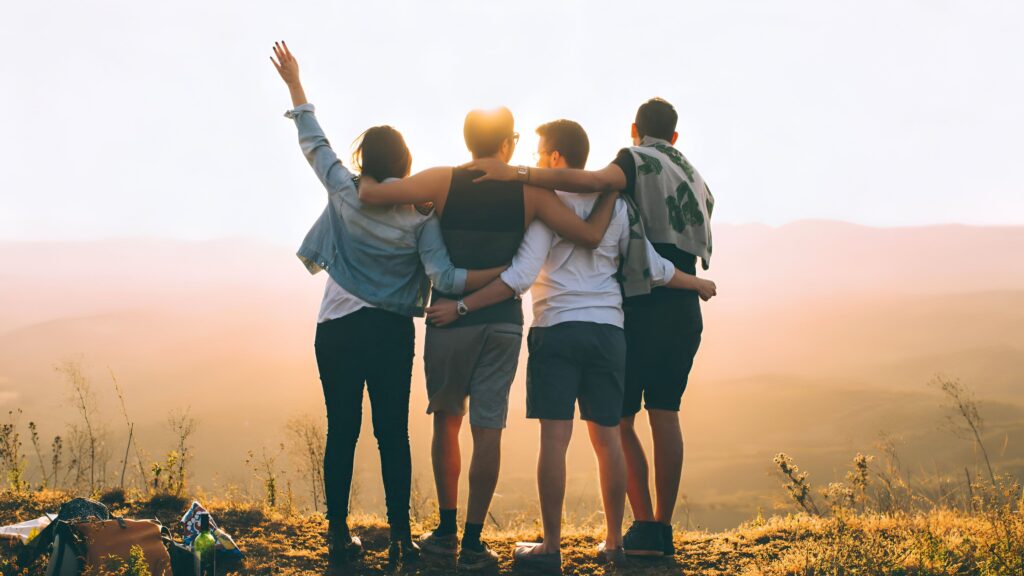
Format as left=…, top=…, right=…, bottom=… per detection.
left=271, top=41, right=717, bottom=574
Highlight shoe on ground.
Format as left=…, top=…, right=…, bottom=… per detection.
left=596, top=541, right=627, bottom=565
left=418, top=530, right=459, bottom=558
left=513, top=542, right=562, bottom=574
left=622, top=521, right=665, bottom=557
left=458, top=541, right=500, bottom=572
left=327, top=522, right=363, bottom=574
left=662, top=523, right=676, bottom=557
left=388, top=537, right=421, bottom=567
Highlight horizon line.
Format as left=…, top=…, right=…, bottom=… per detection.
left=3, top=219, right=1024, bottom=247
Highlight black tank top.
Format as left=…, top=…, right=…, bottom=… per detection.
left=433, top=167, right=526, bottom=327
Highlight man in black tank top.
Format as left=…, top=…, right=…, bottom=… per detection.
left=359, top=107, right=619, bottom=569
left=463, top=99, right=713, bottom=558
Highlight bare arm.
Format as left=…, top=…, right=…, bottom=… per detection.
left=666, top=271, right=717, bottom=300
left=528, top=187, right=618, bottom=249
left=358, top=168, right=451, bottom=206
left=465, top=157, right=628, bottom=194
left=464, top=266, right=508, bottom=292
left=424, top=279, right=514, bottom=327
left=272, top=42, right=354, bottom=195
left=629, top=228, right=718, bottom=301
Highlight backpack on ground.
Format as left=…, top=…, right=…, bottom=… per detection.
left=45, top=517, right=173, bottom=576
left=31, top=497, right=111, bottom=559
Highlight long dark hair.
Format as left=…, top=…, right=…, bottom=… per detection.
left=352, top=126, right=412, bottom=181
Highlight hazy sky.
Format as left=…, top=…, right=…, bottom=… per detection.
left=2, top=1, right=1021, bottom=242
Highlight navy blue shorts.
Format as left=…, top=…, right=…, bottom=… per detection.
left=623, top=292, right=703, bottom=416
left=526, top=322, right=626, bottom=427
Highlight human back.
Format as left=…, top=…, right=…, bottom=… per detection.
left=431, top=107, right=527, bottom=327
left=526, top=192, right=628, bottom=327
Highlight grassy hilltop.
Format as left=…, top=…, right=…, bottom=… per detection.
left=0, top=487, right=1021, bottom=576
left=0, top=374, right=1020, bottom=574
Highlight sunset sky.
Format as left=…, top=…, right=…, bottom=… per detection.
left=2, top=0, right=1021, bottom=242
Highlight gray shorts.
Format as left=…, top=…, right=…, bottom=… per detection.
left=424, top=322, right=523, bottom=429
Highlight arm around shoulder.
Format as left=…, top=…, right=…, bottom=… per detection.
left=358, top=166, right=451, bottom=206
left=528, top=187, right=617, bottom=249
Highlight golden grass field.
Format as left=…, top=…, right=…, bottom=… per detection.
left=0, top=488, right=1021, bottom=575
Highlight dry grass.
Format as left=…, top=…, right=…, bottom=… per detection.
left=0, top=490, right=1021, bottom=575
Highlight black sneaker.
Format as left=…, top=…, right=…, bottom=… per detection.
left=327, top=520, right=363, bottom=572
left=622, top=521, right=665, bottom=557
left=662, top=524, right=675, bottom=557
left=458, top=541, right=500, bottom=572
left=388, top=537, right=421, bottom=567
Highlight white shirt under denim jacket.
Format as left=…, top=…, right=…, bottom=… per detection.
left=499, top=192, right=677, bottom=329
left=285, top=103, right=469, bottom=320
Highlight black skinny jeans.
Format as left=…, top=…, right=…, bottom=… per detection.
left=314, top=308, right=414, bottom=532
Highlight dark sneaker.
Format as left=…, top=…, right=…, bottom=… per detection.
left=596, top=542, right=627, bottom=565
left=662, top=524, right=675, bottom=557
left=388, top=537, right=421, bottom=567
left=418, top=530, right=459, bottom=558
left=458, top=541, right=500, bottom=572
left=622, top=521, right=665, bottom=557
left=327, top=521, right=363, bottom=573
left=513, top=543, right=562, bottom=574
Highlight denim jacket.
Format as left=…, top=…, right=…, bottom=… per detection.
left=286, top=103, right=467, bottom=317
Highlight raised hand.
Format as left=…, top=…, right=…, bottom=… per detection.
left=270, top=41, right=301, bottom=86
left=270, top=41, right=307, bottom=107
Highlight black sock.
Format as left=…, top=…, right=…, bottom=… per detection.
left=462, top=522, right=484, bottom=551
left=435, top=508, right=457, bottom=536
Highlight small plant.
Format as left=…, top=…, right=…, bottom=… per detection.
left=773, top=452, right=820, bottom=516
left=27, top=421, right=49, bottom=489
left=247, top=444, right=285, bottom=508
left=409, top=474, right=433, bottom=525
left=0, top=410, right=28, bottom=492
left=285, top=414, right=326, bottom=512
left=88, top=545, right=153, bottom=576
left=57, top=359, right=109, bottom=494
left=166, top=409, right=197, bottom=496
left=847, top=453, right=872, bottom=511
left=150, top=450, right=181, bottom=495
left=50, top=435, right=63, bottom=491
left=111, top=368, right=150, bottom=491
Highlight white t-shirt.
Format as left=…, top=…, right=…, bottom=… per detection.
left=499, top=193, right=676, bottom=328
left=318, top=276, right=374, bottom=323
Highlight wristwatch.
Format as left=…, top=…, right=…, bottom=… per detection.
left=456, top=299, right=469, bottom=316
left=515, top=165, right=530, bottom=183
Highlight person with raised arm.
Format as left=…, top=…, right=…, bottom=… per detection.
left=270, top=42, right=507, bottom=573
left=464, top=99, right=715, bottom=557
left=358, top=108, right=618, bottom=570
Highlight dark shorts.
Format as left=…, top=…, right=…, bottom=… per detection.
left=526, top=322, right=625, bottom=428
left=623, top=291, right=703, bottom=416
